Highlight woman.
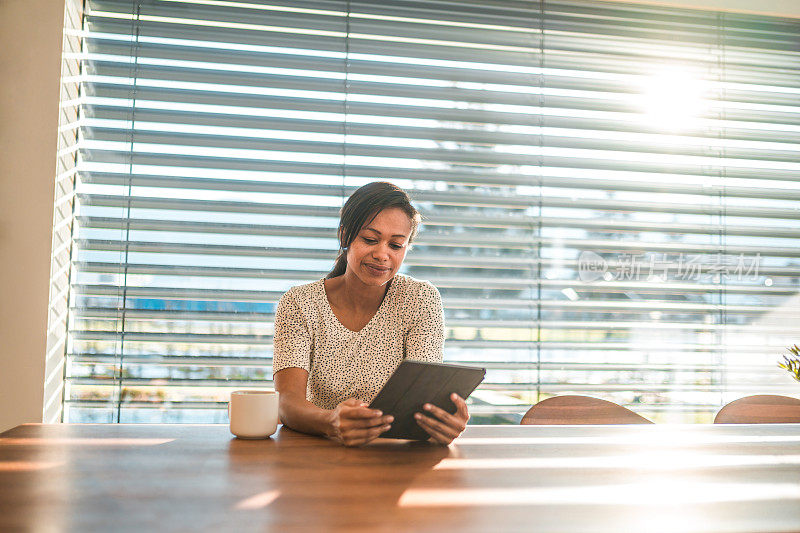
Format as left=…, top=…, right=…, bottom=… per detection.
left=273, top=181, right=469, bottom=446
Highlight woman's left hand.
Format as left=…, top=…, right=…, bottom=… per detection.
left=414, top=393, right=469, bottom=445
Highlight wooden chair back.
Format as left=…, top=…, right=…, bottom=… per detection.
left=521, top=395, right=653, bottom=425
left=714, top=395, right=800, bottom=424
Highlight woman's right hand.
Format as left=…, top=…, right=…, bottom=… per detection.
left=326, top=398, right=393, bottom=447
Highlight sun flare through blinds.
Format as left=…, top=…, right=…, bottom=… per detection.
left=66, top=0, right=800, bottom=423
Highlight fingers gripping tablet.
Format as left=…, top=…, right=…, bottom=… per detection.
left=368, top=360, right=486, bottom=440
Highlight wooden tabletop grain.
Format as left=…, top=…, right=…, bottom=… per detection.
left=2, top=423, right=800, bottom=532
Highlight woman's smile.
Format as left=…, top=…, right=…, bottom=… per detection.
left=364, top=263, right=391, bottom=276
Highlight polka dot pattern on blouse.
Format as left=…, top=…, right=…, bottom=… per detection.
left=272, top=274, right=444, bottom=410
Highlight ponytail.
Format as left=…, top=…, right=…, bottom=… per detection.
left=327, top=250, right=348, bottom=279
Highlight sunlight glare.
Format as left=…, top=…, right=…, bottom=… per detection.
left=1, top=438, right=174, bottom=446
left=234, top=490, right=280, bottom=510
left=398, top=482, right=800, bottom=507
left=0, top=461, right=65, bottom=471
left=433, top=453, right=800, bottom=471
left=640, top=68, right=708, bottom=131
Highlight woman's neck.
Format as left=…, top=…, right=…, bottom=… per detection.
left=326, top=271, right=392, bottom=313
left=345, top=270, right=392, bottom=310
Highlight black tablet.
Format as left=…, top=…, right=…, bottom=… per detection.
left=369, top=360, right=486, bottom=440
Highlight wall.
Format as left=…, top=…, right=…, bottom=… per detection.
left=0, top=0, right=65, bottom=432
left=0, top=0, right=797, bottom=432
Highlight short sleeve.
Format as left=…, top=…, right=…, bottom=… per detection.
left=404, top=281, right=444, bottom=363
left=272, top=290, right=312, bottom=375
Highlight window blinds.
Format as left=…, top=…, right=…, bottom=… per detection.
left=63, top=0, right=800, bottom=423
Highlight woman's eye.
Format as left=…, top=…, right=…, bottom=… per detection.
left=362, top=237, right=377, bottom=244
left=389, top=243, right=402, bottom=250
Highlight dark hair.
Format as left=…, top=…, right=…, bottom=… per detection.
left=327, top=182, right=421, bottom=279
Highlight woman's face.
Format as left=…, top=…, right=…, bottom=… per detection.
left=345, top=207, right=412, bottom=287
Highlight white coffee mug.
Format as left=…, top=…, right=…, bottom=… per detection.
left=229, top=390, right=279, bottom=439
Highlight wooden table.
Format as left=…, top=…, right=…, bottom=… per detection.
left=2, top=423, right=800, bottom=532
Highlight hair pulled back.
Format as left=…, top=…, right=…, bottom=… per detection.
left=327, top=181, right=420, bottom=279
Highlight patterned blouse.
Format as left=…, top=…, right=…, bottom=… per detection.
left=272, top=274, right=444, bottom=409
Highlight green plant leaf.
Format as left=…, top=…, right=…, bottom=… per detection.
left=778, top=346, right=800, bottom=382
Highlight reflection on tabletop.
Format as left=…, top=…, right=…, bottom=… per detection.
left=1, top=423, right=799, bottom=532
